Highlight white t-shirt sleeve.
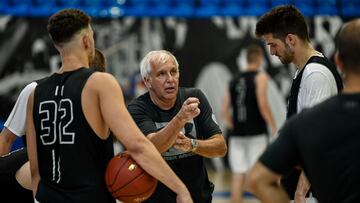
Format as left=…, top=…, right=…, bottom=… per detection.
left=297, top=63, right=338, bottom=113
left=4, top=82, right=38, bottom=136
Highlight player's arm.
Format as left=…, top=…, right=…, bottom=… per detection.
left=95, top=73, right=192, bottom=202
left=220, top=89, right=234, bottom=130
left=0, top=82, right=37, bottom=155
left=0, top=128, right=17, bottom=155
left=255, top=72, right=277, bottom=135
left=25, top=90, right=40, bottom=197
left=247, top=162, right=289, bottom=203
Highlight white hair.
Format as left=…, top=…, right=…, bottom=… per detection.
left=139, top=50, right=179, bottom=80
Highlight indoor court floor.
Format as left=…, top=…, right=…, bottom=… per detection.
left=209, top=169, right=260, bottom=203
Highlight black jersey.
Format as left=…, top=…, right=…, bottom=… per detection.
left=128, top=87, right=222, bottom=203
left=33, top=68, right=115, bottom=203
left=260, top=93, right=360, bottom=203
left=229, top=71, right=267, bottom=136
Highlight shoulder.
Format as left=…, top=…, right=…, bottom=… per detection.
left=18, top=81, right=37, bottom=100
left=128, top=93, right=150, bottom=109
left=303, top=61, right=334, bottom=78
left=182, top=87, right=204, bottom=96
left=255, top=71, right=268, bottom=82
left=87, top=72, right=119, bottom=88
left=23, top=81, right=38, bottom=93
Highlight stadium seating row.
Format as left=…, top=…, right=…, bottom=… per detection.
left=0, top=0, right=359, bottom=17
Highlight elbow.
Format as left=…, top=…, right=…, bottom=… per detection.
left=126, top=136, right=149, bottom=155
left=219, top=142, right=228, bottom=157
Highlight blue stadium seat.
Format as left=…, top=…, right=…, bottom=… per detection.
left=196, top=0, right=222, bottom=17
left=172, top=0, right=194, bottom=17
left=3, top=0, right=30, bottom=16
left=28, top=0, right=56, bottom=16
left=340, top=0, right=360, bottom=17
left=316, top=0, right=338, bottom=15
left=57, top=0, right=81, bottom=7
left=147, top=0, right=173, bottom=16
left=222, top=0, right=244, bottom=16
left=293, top=0, right=315, bottom=16
left=83, top=0, right=102, bottom=6
left=271, top=0, right=293, bottom=7
left=244, top=0, right=269, bottom=16
left=123, top=0, right=151, bottom=16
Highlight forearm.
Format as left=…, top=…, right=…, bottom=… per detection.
left=0, top=128, right=17, bottom=155
left=259, top=103, right=277, bottom=135
left=193, top=134, right=227, bottom=158
left=148, top=115, right=187, bottom=153
left=129, top=138, right=189, bottom=196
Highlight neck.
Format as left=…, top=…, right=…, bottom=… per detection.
left=57, top=48, right=89, bottom=73
left=149, top=92, right=176, bottom=110
left=247, top=63, right=259, bottom=71
left=293, top=43, right=320, bottom=70
left=342, top=72, right=360, bottom=94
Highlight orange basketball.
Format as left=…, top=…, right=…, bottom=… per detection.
left=105, top=152, right=158, bottom=203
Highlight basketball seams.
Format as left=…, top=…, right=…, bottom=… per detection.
left=106, top=155, right=130, bottom=187
left=113, top=172, right=157, bottom=198
left=105, top=153, right=157, bottom=202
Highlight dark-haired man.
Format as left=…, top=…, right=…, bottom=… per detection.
left=255, top=5, right=343, bottom=202
left=248, top=18, right=360, bottom=203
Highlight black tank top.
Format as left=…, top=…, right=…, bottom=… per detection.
left=33, top=68, right=115, bottom=203
left=229, top=71, right=267, bottom=136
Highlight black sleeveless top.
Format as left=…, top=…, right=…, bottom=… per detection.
left=229, top=71, right=267, bottom=136
left=287, top=56, right=343, bottom=118
left=33, top=68, right=115, bottom=203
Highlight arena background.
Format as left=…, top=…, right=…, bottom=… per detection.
left=0, top=15, right=346, bottom=123
left=0, top=2, right=357, bottom=201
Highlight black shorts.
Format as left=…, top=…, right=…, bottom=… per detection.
left=0, top=148, right=33, bottom=203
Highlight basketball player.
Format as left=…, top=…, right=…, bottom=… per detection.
left=127, top=50, right=227, bottom=203
left=221, top=44, right=277, bottom=203
left=25, top=9, right=192, bottom=203
left=0, top=48, right=107, bottom=203
left=248, top=18, right=360, bottom=203
left=255, top=5, right=343, bottom=202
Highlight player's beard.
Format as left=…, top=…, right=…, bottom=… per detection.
left=280, top=43, right=294, bottom=64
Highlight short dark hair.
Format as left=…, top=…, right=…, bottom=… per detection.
left=255, top=5, right=310, bottom=42
left=47, top=9, right=91, bottom=45
left=246, top=45, right=263, bottom=63
left=336, top=19, right=360, bottom=73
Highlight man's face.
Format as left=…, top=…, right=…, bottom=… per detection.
left=147, top=56, right=179, bottom=102
left=263, top=33, right=294, bottom=64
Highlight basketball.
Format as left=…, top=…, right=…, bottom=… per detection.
left=105, top=152, right=158, bottom=203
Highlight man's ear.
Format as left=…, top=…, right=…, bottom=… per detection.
left=285, top=34, right=296, bottom=47
left=82, top=33, right=90, bottom=49
left=335, top=51, right=344, bottom=72
left=143, top=77, right=152, bottom=89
